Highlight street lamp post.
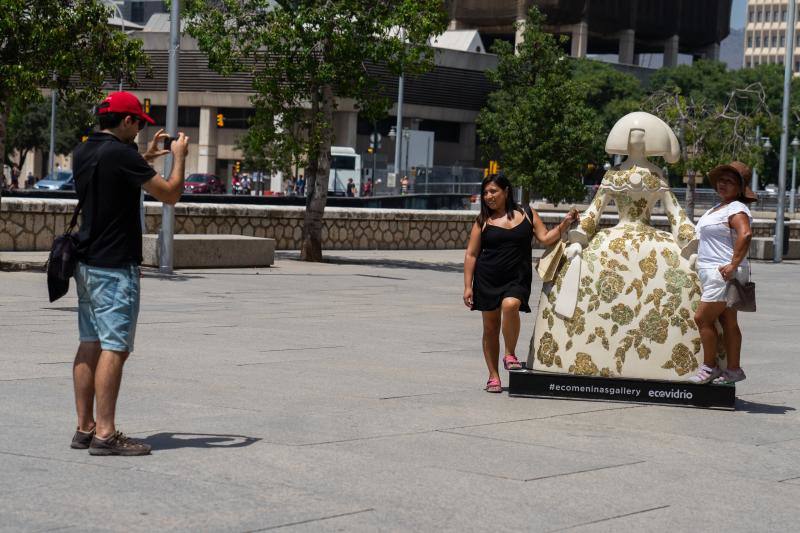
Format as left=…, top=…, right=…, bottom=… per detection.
left=774, top=0, right=796, bottom=263
left=159, top=0, right=180, bottom=273
left=103, top=1, right=126, bottom=90
left=791, top=136, right=799, bottom=214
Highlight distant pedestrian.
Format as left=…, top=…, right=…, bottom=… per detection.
left=400, top=175, right=409, bottom=195
left=363, top=178, right=373, bottom=197
left=26, top=171, right=35, bottom=188
left=690, top=161, right=755, bottom=385
left=296, top=175, right=305, bottom=196
left=463, top=174, right=577, bottom=393
left=69, top=91, right=189, bottom=456
left=346, top=178, right=356, bottom=197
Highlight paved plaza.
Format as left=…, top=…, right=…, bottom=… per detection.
left=1, top=249, right=799, bottom=532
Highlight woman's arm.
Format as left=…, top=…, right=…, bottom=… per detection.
left=463, top=222, right=482, bottom=308
left=531, top=209, right=578, bottom=247
left=719, top=212, right=753, bottom=280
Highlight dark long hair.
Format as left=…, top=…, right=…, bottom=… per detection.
left=476, top=174, right=519, bottom=226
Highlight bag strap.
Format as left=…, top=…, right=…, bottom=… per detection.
left=66, top=141, right=111, bottom=233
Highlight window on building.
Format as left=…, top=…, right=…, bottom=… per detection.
left=775, top=7, right=780, bottom=22
left=148, top=106, right=200, bottom=128
left=749, top=7, right=754, bottom=23
left=781, top=34, right=786, bottom=47
left=747, top=34, right=753, bottom=48
left=772, top=34, right=778, bottom=47
left=756, top=35, right=761, bottom=47
left=795, top=60, right=800, bottom=72
left=756, top=8, right=762, bottom=22
left=783, top=8, right=787, bottom=22
left=418, top=120, right=461, bottom=143
left=130, top=2, right=145, bottom=23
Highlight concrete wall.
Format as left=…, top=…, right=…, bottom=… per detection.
left=3, top=198, right=799, bottom=253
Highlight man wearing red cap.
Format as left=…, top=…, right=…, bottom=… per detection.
left=69, top=91, right=189, bottom=456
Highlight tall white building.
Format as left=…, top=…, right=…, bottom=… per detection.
left=744, top=0, right=800, bottom=71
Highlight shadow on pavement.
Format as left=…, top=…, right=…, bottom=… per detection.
left=142, top=432, right=260, bottom=450
left=320, top=255, right=463, bottom=273
left=735, top=398, right=797, bottom=415
left=141, top=269, right=206, bottom=282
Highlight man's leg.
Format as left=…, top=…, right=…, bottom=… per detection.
left=94, top=350, right=129, bottom=439
left=73, top=341, right=101, bottom=432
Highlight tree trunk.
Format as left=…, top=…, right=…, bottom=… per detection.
left=300, top=84, right=334, bottom=262
left=0, top=104, right=6, bottom=206
left=686, top=169, right=695, bottom=221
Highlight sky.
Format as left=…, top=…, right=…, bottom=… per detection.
left=731, top=0, right=747, bottom=29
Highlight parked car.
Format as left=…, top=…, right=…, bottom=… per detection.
left=34, top=170, right=74, bottom=191
left=183, top=173, right=225, bottom=194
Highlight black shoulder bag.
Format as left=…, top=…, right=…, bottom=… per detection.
left=46, top=143, right=107, bottom=302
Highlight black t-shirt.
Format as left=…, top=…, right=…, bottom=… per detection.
left=74, top=132, right=157, bottom=267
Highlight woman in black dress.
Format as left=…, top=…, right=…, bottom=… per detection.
left=464, top=175, right=578, bottom=392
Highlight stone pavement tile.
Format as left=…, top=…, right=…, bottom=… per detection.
left=452, top=409, right=800, bottom=483
left=0, top=452, right=367, bottom=533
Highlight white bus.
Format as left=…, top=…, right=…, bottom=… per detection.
left=329, top=146, right=362, bottom=196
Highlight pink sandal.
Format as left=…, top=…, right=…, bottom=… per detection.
left=503, top=354, right=522, bottom=371
left=485, top=377, right=502, bottom=393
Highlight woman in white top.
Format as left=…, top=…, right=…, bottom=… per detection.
left=689, top=161, right=755, bottom=384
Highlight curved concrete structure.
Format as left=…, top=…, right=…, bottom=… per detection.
left=446, top=0, right=732, bottom=64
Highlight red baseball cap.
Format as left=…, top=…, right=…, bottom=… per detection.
left=95, top=91, right=155, bottom=125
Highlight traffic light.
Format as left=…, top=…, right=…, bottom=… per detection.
left=216, top=113, right=225, bottom=127
left=484, top=160, right=500, bottom=177
left=234, top=161, right=241, bottom=173
left=143, top=98, right=151, bottom=114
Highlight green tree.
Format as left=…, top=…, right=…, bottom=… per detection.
left=645, top=84, right=769, bottom=217
left=477, top=7, right=601, bottom=205
left=0, top=0, right=147, bottom=191
left=571, top=58, right=643, bottom=163
left=183, top=0, right=449, bottom=261
left=4, top=99, right=95, bottom=172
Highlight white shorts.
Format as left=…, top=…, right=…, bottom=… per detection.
left=698, top=266, right=749, bottom=304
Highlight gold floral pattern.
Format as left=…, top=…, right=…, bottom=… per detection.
left=596, top=270, right=625, bottom=303
left=661, top=343, right=699, bottom=376
left=678, top=223, right=695, bottom=243
left=530, top=166, right=706, bottom=382
left=569, top=353, right=600, bottom=376
left=537, top=332, right=560, bottom=367
left=638, top=250, right=658, bottom=285
left=610, top=303, right=634, bottom=325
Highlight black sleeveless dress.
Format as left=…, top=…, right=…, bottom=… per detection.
left=471, top=214, right=534, bottom=313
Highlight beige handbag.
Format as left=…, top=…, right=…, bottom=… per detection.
left=536, top=240, right=565, bottom=282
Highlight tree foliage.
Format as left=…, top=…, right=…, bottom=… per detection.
left=477, top=7, right=600, bottom=204
left=4, top=98, right=95, bottom=171
left=183, top=0, right=449, bottom=260
left=0, top=0, right=148, bottom=182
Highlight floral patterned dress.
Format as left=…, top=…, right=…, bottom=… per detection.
left=527, top=166, right=721, bottom=381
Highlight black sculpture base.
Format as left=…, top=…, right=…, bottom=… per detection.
left=508, top=369, right=735, bottom=410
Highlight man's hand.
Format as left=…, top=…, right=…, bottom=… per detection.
left=143, top=128, right=170, bottom=164
left=171, top=132, right=190, bottom=159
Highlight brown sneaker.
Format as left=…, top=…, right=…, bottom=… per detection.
left=70, top=427, right=95, bottom=449
left=88, top=431, right=151, bottom=456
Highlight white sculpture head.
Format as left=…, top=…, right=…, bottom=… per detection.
left=605, top=111, right=680, bottom=164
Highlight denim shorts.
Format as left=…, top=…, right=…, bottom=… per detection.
left=75, top=262, right=141, bottom=352
left=698, top=266, right=749, bottom=304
